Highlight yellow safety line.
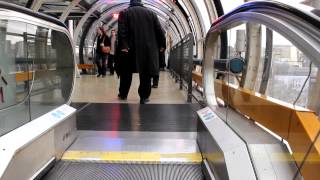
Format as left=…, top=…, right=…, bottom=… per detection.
left=271, top=153, right=320, bottom=162
left=62, top=151, right=202, bottom=163
left=62, top=150, right=320, bottom=164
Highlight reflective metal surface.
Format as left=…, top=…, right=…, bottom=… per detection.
left=197, top=107, right=256, bottom=180
left=68, top=131, right=198, bottom=155
left=74, top=103, right=200, bottom=132
left=0, top=7, right=75, bottom=136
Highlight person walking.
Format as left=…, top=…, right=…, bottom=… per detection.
left=118, top=0, right=166, bottom=104
left=95, top=27, right=111, bottom=77
left=151, top=51, right=166, bottom=88
left=108, top=30, right=117, bottom=75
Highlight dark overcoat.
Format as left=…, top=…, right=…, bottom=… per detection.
left=118, top=3, right=166, bottom=75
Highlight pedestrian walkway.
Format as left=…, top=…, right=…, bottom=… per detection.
left=71, top=72, right=187, bottom=104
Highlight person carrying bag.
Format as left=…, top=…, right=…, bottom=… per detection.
left=95, top=27, right=111, bottom=77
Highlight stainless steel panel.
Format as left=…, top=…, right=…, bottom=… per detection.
left=197, top=118, right=227, bottom=180
left=0, top=105, right=77, bottom=180
left=249, top=145, right=277, bottom=180
left=202, top=160, right=217, bottom=180
left=68, top=131, right=199, bottom=154
left=1, top=130, right=55, bottom=180
left=197, top=107, right=256, bottom=180
left=54, top=114, right=77, bottom=160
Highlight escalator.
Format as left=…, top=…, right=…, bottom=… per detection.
left=41, top=103, right=204, bottom=180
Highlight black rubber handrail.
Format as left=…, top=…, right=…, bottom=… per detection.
left=212, top=0, right=320, bottom=30
left=0, top=1, right=66, bottom=28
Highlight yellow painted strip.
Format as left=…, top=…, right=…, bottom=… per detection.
left=102, top=152, right=160, bottom=162
left=272, top=153, right=320, bottom=163
left=62, top=151, right=202, bottom=163
left=161, top=153, right=202, bottom=162
left=63, top=151, right=320, bottom=163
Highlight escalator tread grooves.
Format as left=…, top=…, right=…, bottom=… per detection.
left=42, top=161, right=204, bottom=180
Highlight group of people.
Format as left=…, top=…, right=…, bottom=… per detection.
left=95, top=0, right=166, bottom=104
left=95, top=28, right=117, bottom=77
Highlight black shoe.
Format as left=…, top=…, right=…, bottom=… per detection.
left=118, top=94, right=127, bottom=100
left=97, top=74, right=101, bottom=77
left=152, top=84, right=158, bottom=88
left=140, top=98, right=149, bottom=104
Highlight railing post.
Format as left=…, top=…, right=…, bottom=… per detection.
left=168, top=34, right=194, bottom=102
left=187, top=35, right=194, bottom=103
left=179, top=43, right=183, bottom=90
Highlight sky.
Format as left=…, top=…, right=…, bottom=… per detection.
left=220, top=0, right=311, bottom=14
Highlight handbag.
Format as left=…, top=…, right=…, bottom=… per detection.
left=101, top=36, right=110, bottom=54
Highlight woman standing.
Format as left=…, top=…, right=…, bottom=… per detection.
left=95, top=27, right=111, bottom=77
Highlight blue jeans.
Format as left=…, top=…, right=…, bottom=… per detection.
left=95, top=53, right=107, bottom=75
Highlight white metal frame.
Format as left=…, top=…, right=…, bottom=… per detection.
left=0, top=8, right=78, bottom=179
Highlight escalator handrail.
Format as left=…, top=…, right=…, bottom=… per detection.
left=212, top=0, right=320, bottom=30
left=0, top=1, right=66, bottom=28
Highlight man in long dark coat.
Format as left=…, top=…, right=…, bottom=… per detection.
left=117, top=0, right=166, bottom=104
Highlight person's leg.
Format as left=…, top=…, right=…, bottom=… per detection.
left=152, top=74, right=159, bottom=88
left=138, top=73, right=152, bottom=102
left=101, top=55, right=107, bottom=76
left=119, top=72, right=132, bottom=99
left=108, top=54, right=115, bottom=75
left=119, top=74, right=126, bottom=99
left=95, top=54, right=102, bottom=77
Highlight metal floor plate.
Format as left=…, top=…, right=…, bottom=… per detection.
left=68, top=131, right=198, bottom=154
left=74, top=103, right=200, bottom=132
left=42, top=161, right=204, bottom=180
left=62, top=131, right=201, bottom=163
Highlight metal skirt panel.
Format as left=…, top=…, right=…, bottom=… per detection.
left=42, top=161, right=204, bottom=180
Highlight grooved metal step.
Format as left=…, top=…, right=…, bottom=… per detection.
left=42, top=161, right=204, bottom=180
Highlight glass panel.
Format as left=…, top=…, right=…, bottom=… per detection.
left=213, top=24, right=246, bottom=117
left=264, top=31, right=319, bottom=109
left=1, top=0, right=29, bottom=7
left=216, top=22, right=320, bottom=179
left=194, top=0, right=210, bottom=32
left=213, top=22, right=320, bottom=179
left=219, top=0, right=315, bottom=14
left=306, top=1, right=320, bottom=11
left=226, top=24, right=246, bottom=88
left=27, top=24, right=74, bottom=119
left=84, top=0, right=98, bottom=5
left=0, top=20, right=30, bottom=136
left=220, top=0, right=244, bottom=14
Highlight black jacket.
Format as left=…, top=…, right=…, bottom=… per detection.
left=96, top=34, right=111, bottom=55
left=118, top=3, right=166, bottom=75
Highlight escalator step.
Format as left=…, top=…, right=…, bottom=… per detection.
left=42, top=161, right=204, bottom=180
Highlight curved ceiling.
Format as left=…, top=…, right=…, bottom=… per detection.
left=4, top=0, right=221, bottom=58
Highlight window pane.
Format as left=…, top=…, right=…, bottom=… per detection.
left=0, top=20, right=30, bottom=136
left=220, top=0, right=244, bottom=14
left=27, top=24, right=74, bottom=120
left=1, top=0, right=29, bottom=7
left=265, top=31, right=318, bottom=109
